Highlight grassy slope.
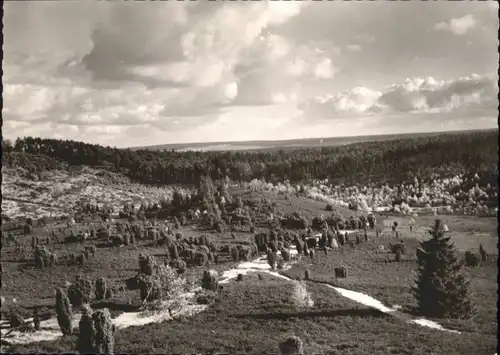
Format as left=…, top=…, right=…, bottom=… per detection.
left=8, top=275, right=497, bottom=355
left=2, top=184, right=497, bottom=354
left=236, top=188, right=360, bottom=219
left=280, top=207, right=497, bottom=345
left=0, top=217, right=256, bottom=318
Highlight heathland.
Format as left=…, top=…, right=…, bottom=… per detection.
left=1, top=129, right=497, bottom=354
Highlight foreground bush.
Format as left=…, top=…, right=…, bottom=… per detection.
left=390, top=242, right=406, bottom=255
left=34, top=245, right=57, bottom=268
left=291, top=281, right=314, bottom=309
left=479, top=244, right=487, bottom=261
left=267, top=250, right=277, bottom=270
left=77, top=306, right=115, bottom=355
left=33, top=307, right=41, bottom=330
left=413, top=219, right=474, bottom=319
left=195, top=289, right=216, bottom=305
left=279, top=336, right=304, bottom=355
left=68, top=276, right=94, bottom=308
left=55, top=287, right=73, bottom=336
left=465, top=251, right=480, bottom=267
left=95, top=277, right=107, bottom=300
left=395, top=249, right=402, bottom=262
left=138, top=253, right=155, bottom=275
left=92, top=309, right=115, bottom=354
left=136, top=255, right=187, bottom=304
left=9, top=312, right=24, bottom=328
left=201, top=269, right=219, bottom=291
left=77, top=305, right=95, bottom=354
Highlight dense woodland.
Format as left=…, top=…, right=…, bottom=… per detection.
left=2, top=130, right=498, bottom=187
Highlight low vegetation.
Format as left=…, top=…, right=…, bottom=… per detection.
left=1, top=130, right=497, bottom=354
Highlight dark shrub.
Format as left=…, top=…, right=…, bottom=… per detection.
left=194, top=251, right=208, bottom=267
left=334, top=267, right=347, bottom=278
left=139, top=277, right=162, bottom=303
left=201, top=269, right=219, bottom=291
left=33, top=308, right=41, bottom=330
left=95, top=277, right=107, bottom=300
left=55, top=287, right=73, bottom=335
left=267, top=250, right=277, bottom=270
left=9, top=312, right=24, bottom=328
left=176, top=260, right=187, bottom=274
left=68, top=276, right=94, bottom=308
left=279, top=336, right=304, bottom=355
left=92, top=309, right=115, bottom=354
left=170, top=244, right=179, bottom=260
left=281, top=249, right=290, bottom=262
left=105, top=289, right=114, bottom=300
left=77, top=304, right=95, bottom=354
left=465, top=251, right=480, bottom=267
left=111, top=235, right=123, bottom=247
left=195, top=289, right=216, bottom=305
left=390, top=242, right=406, bottom=255
left=138, top=253, right=155, bottom=276
left=34, top=245, right=57, bottom=268
left=77, top=253, right=85, bottom=266
left=479, top=244, right=487, bottom=261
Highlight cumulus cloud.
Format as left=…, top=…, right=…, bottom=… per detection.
left=300, top=87, right=382, bottom=119
left=435, top=14, right=476, bottom=35
left=3, top=1, right=325, bottom=144
left=232, top=34, right=336, bottom=106
left=79, top=1, right=312, bottom=93
left=300, top=73, right=498, bottom=119
left=347, top=44, right=363, bottom=52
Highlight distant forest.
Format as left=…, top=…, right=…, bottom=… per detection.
left=2, top=130, right=498, bottom=187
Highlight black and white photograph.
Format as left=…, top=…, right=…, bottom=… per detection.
left=1, top=1, right=498, bottom=354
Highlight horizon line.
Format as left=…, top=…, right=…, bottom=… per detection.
left=128, top=127, right=498, bottom=150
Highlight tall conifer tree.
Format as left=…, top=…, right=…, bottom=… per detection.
left=412, top=219, right=474, bottom=319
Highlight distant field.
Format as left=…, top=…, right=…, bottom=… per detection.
left=132, top=128, right=495, bottom=152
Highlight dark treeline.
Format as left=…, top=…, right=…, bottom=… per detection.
left=2, top=130, right=498, bottom=187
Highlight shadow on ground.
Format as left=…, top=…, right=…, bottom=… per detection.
left=233, top=308, right=388, bottom=320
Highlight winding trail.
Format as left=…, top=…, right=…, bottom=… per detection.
left=1, top=247, right=460, bottom=348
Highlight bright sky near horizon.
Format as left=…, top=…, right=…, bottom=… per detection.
left=3, top=1, right=499, bottom=148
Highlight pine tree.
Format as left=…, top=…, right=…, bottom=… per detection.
left=412, top=219, right=474, bottom=319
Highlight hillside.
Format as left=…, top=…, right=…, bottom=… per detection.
left=3, top=129, right=498, bottom=187
left=1, top=167, right=176, bottom=221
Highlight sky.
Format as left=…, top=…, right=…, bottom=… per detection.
left=3, top=0, right=499, bottom=148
